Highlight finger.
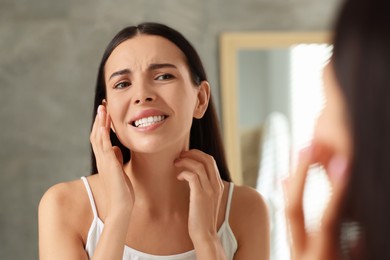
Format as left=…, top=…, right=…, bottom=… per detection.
left=311, top=141, right=333, bottom=169
left=94, top=105, right=108, bottom=159
left=90, top=106, right=105, bottom=164
left=289, top=147, right=312, bottom=208
left=100, top=124, right=113, bottom=153
left=320, top=155, right=349, bottom=241
left=174, top=157, right=212, bottom=192
left=95, top=106, right=114, bottom=160
left=282, top=177, right=291, bottom=208
left=180, top=150, right=223, bottom=193
left=177, top=170, right=202, bottom=195
left=99, top=104, right=107, bottom=129
left=285, top=146, right=313, bottom=254
left=103, top=102, right=112, bottom=130
left=90, top=105, right=102, bottom=145
left=98, top=128, right=123, bottom=178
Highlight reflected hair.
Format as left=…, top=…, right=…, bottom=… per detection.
left=332, top=0, right=390, bottom=258
left=90, top=22, right=231, bottom=182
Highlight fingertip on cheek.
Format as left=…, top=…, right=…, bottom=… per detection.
left=327, top=155, right=349, bottom=183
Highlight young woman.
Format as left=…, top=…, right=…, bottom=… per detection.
left=284, top=0, right=390, bottom=259
left=38, top=23, right=269, bottom=260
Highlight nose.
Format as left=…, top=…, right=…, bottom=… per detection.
left=133, top=81, right=156, bottom=104
left=134, top=96, right=154, bottom=104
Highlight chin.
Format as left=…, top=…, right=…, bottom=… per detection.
left=127, top=139, right=170, bottom=154
left=128, top=136, right=189, bottom=155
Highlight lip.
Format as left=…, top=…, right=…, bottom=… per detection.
left=129, top=108, right=169, bottom=128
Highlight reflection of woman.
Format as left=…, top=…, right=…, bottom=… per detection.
left=285, top=0, right=390, bottom=259
left=38, top=23, right=269, bottom=260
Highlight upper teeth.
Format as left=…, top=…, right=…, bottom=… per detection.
left=134, top=115, right=166, bottom=127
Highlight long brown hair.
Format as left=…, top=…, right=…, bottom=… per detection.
left=90, top=22, right=231, bottom=182
left=332, top=0, right=390, bottom=258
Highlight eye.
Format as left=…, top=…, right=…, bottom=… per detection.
left=155, top=74, right=174, bottom=81
left=114, top=81, right=131, bottom=89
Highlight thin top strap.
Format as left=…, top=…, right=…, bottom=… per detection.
left=225, top=182, right=235, bottom=221
left=81, top=176, right=98, bottom=218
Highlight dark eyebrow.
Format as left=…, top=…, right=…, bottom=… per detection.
left=108, top=64, right=177, bottom=81
left=148, top=63, right=178, bottom=70
left=109, top=69, right=131, bottom=81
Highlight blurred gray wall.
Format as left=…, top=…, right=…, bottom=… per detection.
left=0, top=0, right=340, bottom=259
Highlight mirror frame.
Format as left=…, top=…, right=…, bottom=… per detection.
left=219, top=32, right=330, bottom=185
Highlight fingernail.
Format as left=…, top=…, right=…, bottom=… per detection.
left=97, top=105, right=103, bottom=114
left=327, top=155, right=348, bottom=182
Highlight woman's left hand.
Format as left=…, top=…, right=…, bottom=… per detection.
left=284, top=144, right=349, bottom=260
left=174, top=149, right=225, bottom=257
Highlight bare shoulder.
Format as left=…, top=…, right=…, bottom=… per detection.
left=229, top=184, right=270, bottom=259
left=39, top=177, right=95, bottom=259
left=38, top=177, right=96, bottom=240
left=230, top=184, right=269, bottom=222
left=39, top=178, right=86, bottom=216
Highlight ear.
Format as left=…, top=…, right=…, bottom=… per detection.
left=193, top=81, right=210, bottom=119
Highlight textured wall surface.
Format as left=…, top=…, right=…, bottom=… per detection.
left=0, top=0, right=340, bottom=258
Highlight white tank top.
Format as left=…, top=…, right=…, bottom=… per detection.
left=81, top=177, right=238, bottom=260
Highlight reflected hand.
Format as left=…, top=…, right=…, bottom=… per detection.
left=284, top=143, right=349, bottom=260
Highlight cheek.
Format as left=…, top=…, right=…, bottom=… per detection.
left=106, top=98, right=128, bottom=126
left=167, top=87, right=198, bottom=114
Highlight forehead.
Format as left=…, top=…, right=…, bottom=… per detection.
left=105, top=35, right=187, bottom=73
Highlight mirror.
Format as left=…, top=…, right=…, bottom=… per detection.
left=220, top=32, right=332, bottom=259
left=219, top=32, right=331, bottom=185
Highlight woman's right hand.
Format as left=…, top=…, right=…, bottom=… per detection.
left=90, top=103, right=134, bottom=217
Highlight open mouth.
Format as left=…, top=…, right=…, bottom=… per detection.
left=131, top=115, right=168, bottom=128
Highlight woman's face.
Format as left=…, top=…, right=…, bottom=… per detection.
left=312, top=62, right=352, bottom=173
left=103, top=35, right=209, bottom=154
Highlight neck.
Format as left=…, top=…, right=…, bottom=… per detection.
left=124, top=144, right=190, bottom=215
